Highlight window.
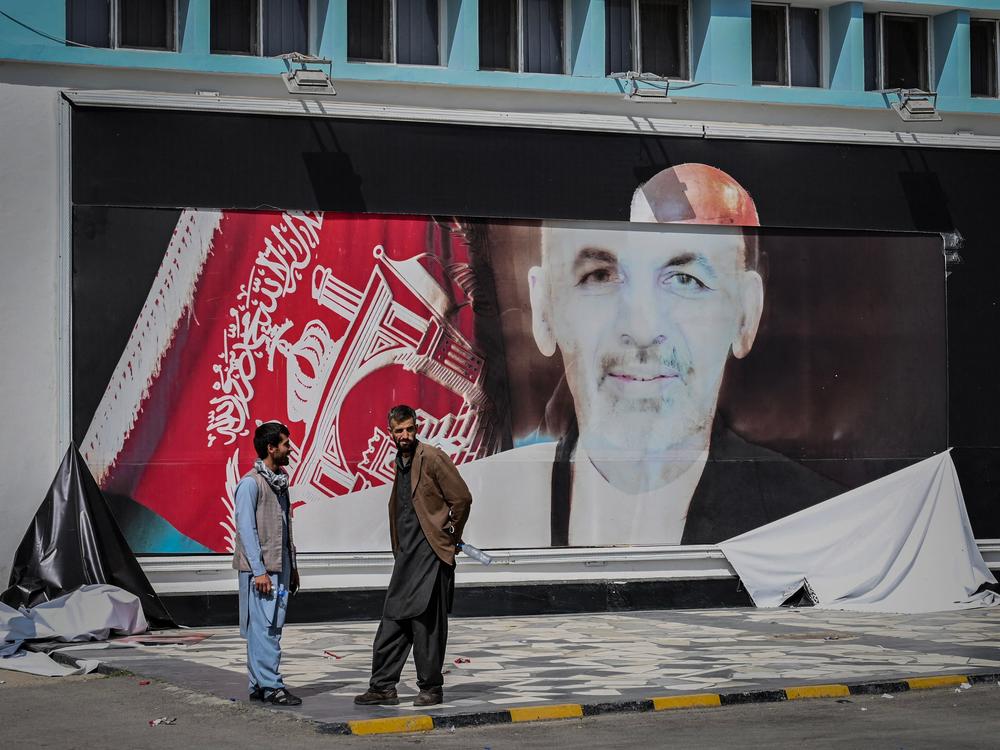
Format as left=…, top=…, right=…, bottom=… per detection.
left=210, top=0, right=308, bottom=56
left=751, top=4, right=787, bottom=85
left=863, top=13, right=929, bottom=91
left=605, top=0, right=690, bottom=79
left=66, top=0, right=176, bottom=50
left=478, top=0, right=565, bottom=74
left=882, top=15, right=928, bottom=90
left=480, top=0, right=516, bottom=70
left=751, top=4, right=818, bottom=87
left=971, top=19, right=998, bottom=98
left=348, top=0, right=441, bottom=65
left=788, top=7, right=818, bottom=87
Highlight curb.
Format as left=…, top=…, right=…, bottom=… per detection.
left=46, top=649, right=132, bottom=677
left=315, top=672, right=1000, bottom=737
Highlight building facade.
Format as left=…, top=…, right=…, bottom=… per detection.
left=3, top=0, right=999, bottom=621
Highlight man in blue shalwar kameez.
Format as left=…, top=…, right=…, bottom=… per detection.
left=233, top=421, right=301, bottom=706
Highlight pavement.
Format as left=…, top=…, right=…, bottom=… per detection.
left=40, top=605, right=1000, bottom=736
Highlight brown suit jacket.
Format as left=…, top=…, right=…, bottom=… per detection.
left=388, top=441, right=473, bottom=565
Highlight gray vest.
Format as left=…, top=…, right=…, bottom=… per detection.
left=231, top=470, right=295, bottom=573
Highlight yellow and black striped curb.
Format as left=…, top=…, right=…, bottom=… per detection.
left=319, top=672, right=1000, bottom=736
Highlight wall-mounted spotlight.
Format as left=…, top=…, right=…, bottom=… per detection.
left=890, top=89, right=940, bottom=122
left=609, top=71, right=673, bottom=102
left=941, top=229, right=964, bottom=270
left=279, top=52, right=336, bottom=96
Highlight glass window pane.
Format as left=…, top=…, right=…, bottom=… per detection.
left=751, top=4, right=787, bottom=85
left=789, top=7, right=818, bottom=87
left=522, top=0, right=564, bottom=74
left=605, top=0, right=633, bottom=75
left=119, top=0, right=174, bottom=50
left=971, top=19, right=998, bottom=98
left=480, top=0, right=516, bottom=70
left=211, top=0, right=257, bottom=55
left=863, top=13, right=878, bottom=90
left=639, top=0, right=689, bottom=79
left=882, top=15, right=928, bottom=90
left=396, top=0, right=439, bottom=65
left=348, top=0, right=390, bottom=61
left=66, top=0, right=111, bottom=48
left=262, top=0, right=307, bottom=56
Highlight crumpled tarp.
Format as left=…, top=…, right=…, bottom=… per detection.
left=1, top=444, right=174, bottom=627
left=720, top=451, right=999, bottom=613
left=1, top=584, right=147, bottom=676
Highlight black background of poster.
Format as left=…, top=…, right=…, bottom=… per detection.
left=72, top=206, right=182, bottom=444
left=70, top=106, right=1000, bottom=537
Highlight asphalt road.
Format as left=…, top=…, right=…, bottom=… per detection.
left=3, top=670, right=997, bottom=749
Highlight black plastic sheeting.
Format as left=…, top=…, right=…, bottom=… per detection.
left=1, top=444, right=175, bottom=628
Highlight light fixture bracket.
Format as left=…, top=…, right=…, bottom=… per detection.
left=889, top=88, right=940, bottom=122
left=278, top=52, right=336, bottom=96
left=609, top=71, right=674, bottom=103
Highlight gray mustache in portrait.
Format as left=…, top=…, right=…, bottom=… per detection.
left=599, top=348, right=691, bottom=385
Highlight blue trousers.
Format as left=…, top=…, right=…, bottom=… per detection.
left=238, top=565, right=291, bottom=693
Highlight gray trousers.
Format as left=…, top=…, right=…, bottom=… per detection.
left=369, top=570, right=449, bottom=692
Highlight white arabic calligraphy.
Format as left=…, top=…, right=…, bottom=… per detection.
left=207, top=211, right=324, bottom=446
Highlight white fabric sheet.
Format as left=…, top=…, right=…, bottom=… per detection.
left=0, top=584, right=147, bottom=676
left=0, top=650, right=100, bottom=677
left=720, top=451, right=999, bottom=613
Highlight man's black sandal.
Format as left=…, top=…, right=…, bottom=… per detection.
left=249, top=686, right=264, bottom=701
left=263, top=687, right=302, bottom=706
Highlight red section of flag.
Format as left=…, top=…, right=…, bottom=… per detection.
left=101, top=211, right=495, bottom=552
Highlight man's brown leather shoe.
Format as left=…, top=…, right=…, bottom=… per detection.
left=354, top=687, right=399, bottom=706
left=413, top=687, right=443, bottom=706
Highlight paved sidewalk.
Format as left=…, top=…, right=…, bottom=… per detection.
left=55, top=606, right=1000, bottom=733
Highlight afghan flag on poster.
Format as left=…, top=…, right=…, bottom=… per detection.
left=82, top=211, right=507, bottom=554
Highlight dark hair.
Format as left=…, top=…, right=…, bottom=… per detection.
left=254, top=421, right=289, bottom=460
left=387, top=404, right=417, bottom=427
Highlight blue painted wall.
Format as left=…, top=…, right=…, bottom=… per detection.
left=828, top=2, right=865, bottom=91
left=3, top=0, right=1000, bottom=113
left=934, top=9, right=972, bottom=97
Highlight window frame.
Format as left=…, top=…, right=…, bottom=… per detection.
left=632, top=0, right=693, bottom=81
left=749, top=2, right=823, bottom=88
left=66, top=0, right=179, bottom=51
left=874, top=11, right=932, bottom=92
left=210, top=0, right=261, bottom=56
left=478, top=0, right=570, bottom=75
left=750, top=2, right=790, bottom=86
left=478, top=0, right=517, bottom=71
left=347, top=0, right=445, bottom=66
left=519, top=0, right=571, bottom=75
left=970, top=17, right=1000, bottom=99
left=864, top=11, right=879, bottom=90
left=116, top=0, right=178, bottom=51
left=211, top=0, right=314, bottom=58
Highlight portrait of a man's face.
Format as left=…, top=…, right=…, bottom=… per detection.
left=528, top=223, right=764, bottom=460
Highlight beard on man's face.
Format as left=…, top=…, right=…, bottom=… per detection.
left=566, top=342, right=720, bottom=454
left=394, top=435, right=416, bottom=453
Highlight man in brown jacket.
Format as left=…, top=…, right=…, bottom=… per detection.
left=355, top=404, right=473, bottom=707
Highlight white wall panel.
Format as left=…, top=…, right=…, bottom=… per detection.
left=0, top=83, right=63, bottom=583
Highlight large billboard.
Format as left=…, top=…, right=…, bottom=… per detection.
left=74, top=164, right=946, bottom=554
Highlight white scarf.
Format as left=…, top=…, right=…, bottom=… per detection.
left=253, top=458, right=288, bottom=495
